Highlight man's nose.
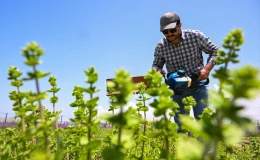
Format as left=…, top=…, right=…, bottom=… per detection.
left=166, top=31, right=173, bottom=36
left=167, top=29, right=174, bottom=35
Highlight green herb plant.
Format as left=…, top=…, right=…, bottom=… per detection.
left=107, top=87, right=118, bottom=135
left=135, top=82, right=150, bottom=159
left=69, top=67, right=101, bottom=160
left=102, top=69, right=137, bottom=160
left=144, top=68, right=180, bottom=159
left=47, top=76, right=60, bottom=129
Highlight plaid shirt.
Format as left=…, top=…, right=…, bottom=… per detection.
left=152, top=30, right=219, bottom=77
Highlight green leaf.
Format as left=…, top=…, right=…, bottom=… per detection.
left=107, top=113, right=127, bottom=126
left=222, top=124, right=244, bottom=146
left=102, top=146, right=125, bottom=160
left=24, top=57, right=41, bottom=66
left=50, top=96, right=58, bottom=103
left=70, top=102, right=79, bottom=107
left=8, top=66, right=23, bottom=80
left=147, top=130, right=163, bottom=138
left=179, top=115, right=203, bottom=137
left=84, top=66, right=98, bottom=84
left=111, top=131, right=134, bottom=149
left=176, top=135, right=203, bottom=160
left=27, top=71, right=50, bottom=79
left=85, top=97, right=99, bottom=109
left=85, top=140, right=101, bottom=150
left=86, top=73, right=98, bottom=84
left=80, top=136, right=88, bottom=145
left=11, top=80, right=23, bottom=87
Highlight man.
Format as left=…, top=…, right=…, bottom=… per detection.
left=152, top=12, right=219, bottom=132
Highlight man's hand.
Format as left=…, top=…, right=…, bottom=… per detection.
left=157, top=68, right=166, bottom=76
left=199, top=62, right=214, bottom=80
left=199, top=68, right=210, bottom=80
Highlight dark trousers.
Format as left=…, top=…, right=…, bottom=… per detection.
left=172, top=85, right=208, bottom=132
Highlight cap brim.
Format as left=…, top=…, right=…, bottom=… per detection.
left=160, top=22, right=177, bottom=32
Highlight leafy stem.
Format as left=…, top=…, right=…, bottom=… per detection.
left=22, top=42, right=50, bottom=153
left=47, top=76, right=60, bottom=129
left=136, top=82, right=150, bottom=160
left=163, top=112, right=170, bottom=159
left=32, top=65, right=45, bottom=121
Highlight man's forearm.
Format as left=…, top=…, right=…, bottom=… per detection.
left=153, top=66, right=166, bottom=75
left=204, top=62, right=215, bottom=72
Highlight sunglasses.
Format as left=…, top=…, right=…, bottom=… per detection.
left=162, top=28, right=177, bottom=34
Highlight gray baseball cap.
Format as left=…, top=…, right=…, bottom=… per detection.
left=160, top=12, right=180, bottom=32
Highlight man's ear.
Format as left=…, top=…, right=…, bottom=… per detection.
left=179, top=23, right=182, bottom=28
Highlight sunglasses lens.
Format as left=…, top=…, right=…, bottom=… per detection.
left=162, top=30, right=168, bottom=34
left=170, top=28, right=177, bottom=33
left=162, top=28, right=177, bottom=34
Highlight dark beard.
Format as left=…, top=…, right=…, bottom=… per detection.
left=167, top=34, right=181, bottom=45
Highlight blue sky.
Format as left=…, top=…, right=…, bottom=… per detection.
left=1, top=0, right=260, bottom=121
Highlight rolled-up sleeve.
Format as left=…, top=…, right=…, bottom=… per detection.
left=196, top=31, right=219, bottom=65
left=152, top=43, right=165, bottom=69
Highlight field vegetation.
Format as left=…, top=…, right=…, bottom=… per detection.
left=1, top=29, right=260, bottom=160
